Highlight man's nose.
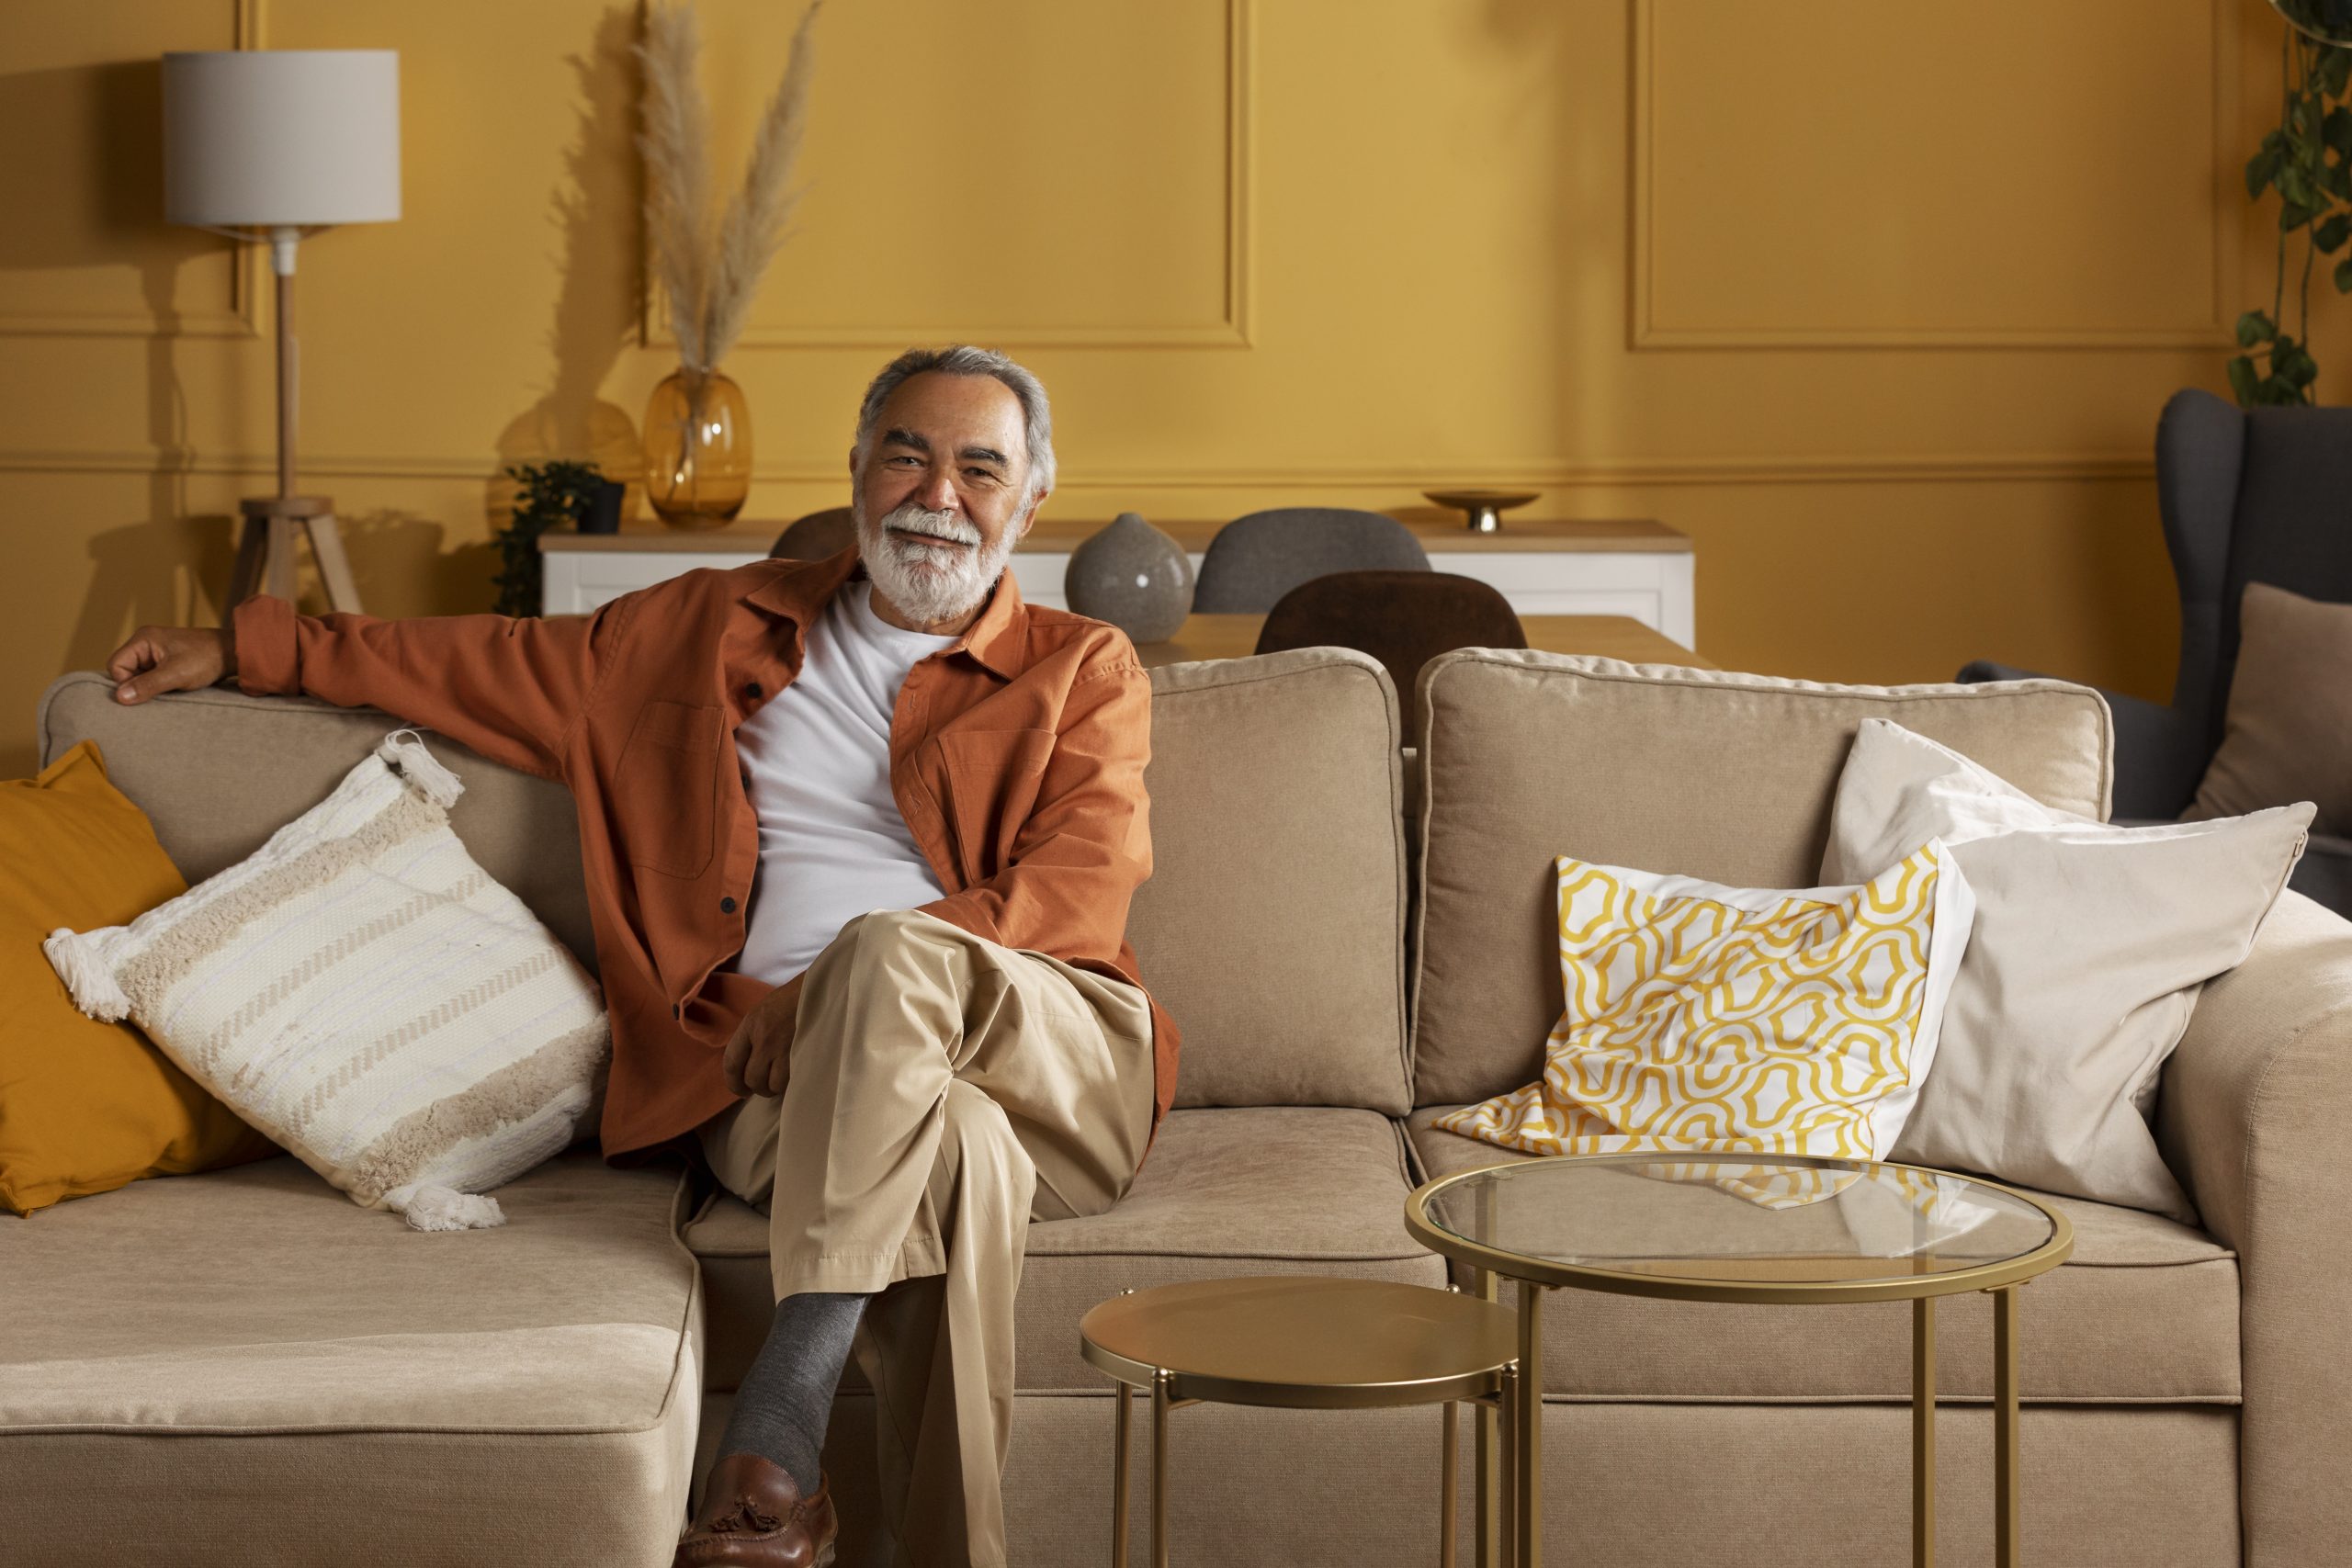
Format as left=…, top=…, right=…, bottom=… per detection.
left=915, top=467, right=958, bottom=513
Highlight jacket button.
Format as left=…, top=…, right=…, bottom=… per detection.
left=720, top=896, right=738, bottom=914
left=672, top=1004, right=681, bottom=1021
left=744, top=682, right=763, bottom=700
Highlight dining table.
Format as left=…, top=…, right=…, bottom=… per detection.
left=1131, top=614, right=1712, bottom=671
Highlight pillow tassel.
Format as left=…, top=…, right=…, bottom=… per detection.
left=41, top=928, right=130, bottom=1022
left=389, top=1182, right=506, bottom=1232
left=376, top=731, right=464, bottom=809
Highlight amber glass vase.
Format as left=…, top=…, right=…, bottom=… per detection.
left=643, top=367, right=752, bottom=529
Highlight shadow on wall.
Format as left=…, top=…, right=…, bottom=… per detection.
left=0, top=61, right=245, bottom=705
left=339, top=510, right=498, bottom=616
left=5, top=55, right=519, bottom=697
left=490, top=5, right=645, bottom=544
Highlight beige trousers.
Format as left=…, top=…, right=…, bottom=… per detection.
left=698, top=908, right=1156, bottom=1568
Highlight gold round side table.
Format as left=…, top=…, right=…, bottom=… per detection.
left=1405, top=1155, right=2075, bottom=1568
left=1079, top=1276, right=1520, bottom=1568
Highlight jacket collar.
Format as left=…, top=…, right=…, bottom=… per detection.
left=742, top=547, right=1026, bottom=681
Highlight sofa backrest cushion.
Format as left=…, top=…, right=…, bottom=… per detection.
left=1408, top=652, right=2112, bottom=1108
left=41, top=650, right=1418, bottom=1116
left=1133, top=649, right=1410, bottom=1112
left=38, top=675, right=597, bottom=968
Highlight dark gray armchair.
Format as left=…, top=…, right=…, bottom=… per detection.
left=1960, top=388, right=2352, bottom=914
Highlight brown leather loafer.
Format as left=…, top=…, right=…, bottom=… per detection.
left=673, top=1453, right=838, bottom=1568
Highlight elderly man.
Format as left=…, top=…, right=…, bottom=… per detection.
left=106, top=345, right=1175, bottom=1568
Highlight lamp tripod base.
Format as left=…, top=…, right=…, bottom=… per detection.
left=229, top=494, right=364, bottom=613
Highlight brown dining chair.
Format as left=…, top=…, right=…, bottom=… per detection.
left=769, top=506, right=856, bottom=560
left=1254, top=570, right=1525, bottom=742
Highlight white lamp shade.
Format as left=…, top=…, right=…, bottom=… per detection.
left=163, top=51, right=401, bottom=229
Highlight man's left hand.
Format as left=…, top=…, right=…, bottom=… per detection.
left=722, top=975, right=805, bottom=1098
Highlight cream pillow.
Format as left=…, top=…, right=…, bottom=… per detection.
left=44, top=732, right=607, bottom=1231
left=1435, top=841, right=1974, bottom=1159
left=1823, top=718, right=2311, bottom=1221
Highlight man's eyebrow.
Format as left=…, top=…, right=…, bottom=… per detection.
left=957, top=446, right=1010, bottom=468
left=881, top=427, right=929, bottom=452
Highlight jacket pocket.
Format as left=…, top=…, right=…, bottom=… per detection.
left=615, top=700, right=722, bottom=878
left=934, top=728, right=1055, bottom=885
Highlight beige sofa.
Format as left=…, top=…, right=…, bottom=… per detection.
left=6, top=649, right=2346, bottom=1568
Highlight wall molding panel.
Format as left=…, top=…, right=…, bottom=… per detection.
left=0, top=0, right=263, bottom=341
left=1629, top=0, right=2241, bottom=350
left=0, top=446, right=2156, bottom=490
left=641, top=0, right=1255, bottom=351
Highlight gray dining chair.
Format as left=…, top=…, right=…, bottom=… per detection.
left=1190, top=508, right=1430, bottom=614
left=1959, top=388, right=2352, bottom=914
left=769, top=506, right=856, bottom=561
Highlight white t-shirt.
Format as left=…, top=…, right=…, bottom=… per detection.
left=732, top=581, right=957, bottom=986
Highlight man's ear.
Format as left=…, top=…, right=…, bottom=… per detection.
left=846, top=446, right=858, bottom=481
left=1016, top=488, right=1049, bottom=539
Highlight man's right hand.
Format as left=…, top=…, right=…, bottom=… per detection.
left=107, top=625, right=236, bottom=705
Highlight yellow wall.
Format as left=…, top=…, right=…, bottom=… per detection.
left=0, top=0, right=2334, bottom=776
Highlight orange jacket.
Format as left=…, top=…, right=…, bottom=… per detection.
left=232, top=549, right=1177, bottom=1158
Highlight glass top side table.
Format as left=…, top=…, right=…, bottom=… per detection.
left=1404, top=1155, right=2074, bottom=1568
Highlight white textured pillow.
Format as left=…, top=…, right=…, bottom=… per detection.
left=45, top=732, right=607, bottom=1231
left=1822, top=718, right=2311, bottom=1220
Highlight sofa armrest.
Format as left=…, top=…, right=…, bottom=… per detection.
left=2157, top=890, right=2352, bottom=1565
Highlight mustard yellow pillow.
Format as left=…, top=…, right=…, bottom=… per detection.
left=1436, top=841, right=1974, bottom=1159
left=0, top=742, right=276, bottom=1213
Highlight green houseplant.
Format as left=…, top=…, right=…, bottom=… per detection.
left=493, top=460, right=612, bottom=617
left=2236, top=3, right=2352, bottom=404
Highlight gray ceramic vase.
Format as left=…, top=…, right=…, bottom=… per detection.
left=1065, top=512, right=1195, bottom=642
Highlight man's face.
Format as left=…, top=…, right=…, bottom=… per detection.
left=853, top=372, right=1043, bottom=629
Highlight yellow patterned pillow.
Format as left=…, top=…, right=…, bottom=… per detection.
left=1436, top=841, right=1973, bottom=1159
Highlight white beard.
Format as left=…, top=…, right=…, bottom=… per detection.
left=856, top=499, right=1017, bottom=626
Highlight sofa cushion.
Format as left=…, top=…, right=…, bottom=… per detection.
left=0, top=1150, right=701, bottom=1564
left=40, top=672, right=597, bottom=968
left=1134, top=651, right=1410, bottom=1111
left=1409, top=653, right=2113, bottom=1106
left=684, top=1106, right=1446, bottom=1394
left=1408, top=1111, right=2238, bottom=1404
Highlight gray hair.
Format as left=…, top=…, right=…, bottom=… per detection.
left=852, top=345, right=1057, bottom=505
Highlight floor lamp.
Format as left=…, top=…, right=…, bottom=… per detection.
left=164, top=49, right=401, bottom=613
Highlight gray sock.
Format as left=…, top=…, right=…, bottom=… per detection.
left=718, top=1291, right=869, bottom=1495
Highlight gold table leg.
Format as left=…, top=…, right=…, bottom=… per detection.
left=1993, top=1286, right=2020, bottom=1568
left=1514, top=1281, right=1544, bottom=1568
left=1913, top=1296, right=1936, bottom=1568
left=1442, top=1399, right=1459, bottom=1568
left=1472, top=1267, right=1502, bottom=1568
left=1498, top=1365, right=1519, bottom=1568
left=1112, top=1380, right=1132, bottom=1568
left=1151, top=1369, right=1172, bottom=1568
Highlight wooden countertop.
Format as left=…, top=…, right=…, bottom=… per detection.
left=540, top=516, right=1690, bottom=555
left=1134, top=614, right=1711, bottom=670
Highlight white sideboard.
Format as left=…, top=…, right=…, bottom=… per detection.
left=542, top=517, right=1696, bottom=648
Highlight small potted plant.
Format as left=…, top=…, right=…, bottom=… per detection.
left=494, top=460, right=623, bottom=616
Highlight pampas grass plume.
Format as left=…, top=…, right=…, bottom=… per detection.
left=638, top=0, right=714, bottom=368
left=706, top=1, right=820, bottom=367
left=640, top=0, right=820, bottom=373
